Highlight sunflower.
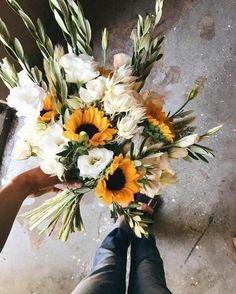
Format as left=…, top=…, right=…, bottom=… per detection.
left=63, top=107, right=117, bottom=146
left=39, top=93, right=60, bottom=122
left=146, top=101, right=175, bottom=143
left=95, top=154, right=140, bottom=205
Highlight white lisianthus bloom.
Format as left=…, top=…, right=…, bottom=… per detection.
left=168, top=147, right=188, bottom=159
left=38, top=123, right=68, bottom=157
left=7, top=84, right=46, bottom=117
left=103, top=83, right=136, bottom=115
left=112, top=66, right=136, bottom=84
left=17, top=119, right=67, bottom=158
left=79, top=76, right=106, bottom=103
left=59, top=53, right=99, bottom=84
left=174, top=134, right=200, bottom=148
left=117, top=115, right=139, bottom=139
left=13, top=139, right=32, bottom=160
left=113, top=53, right=131, bottom=69
left=129, top=106, right=146, bottom=122
left=40, top=157, right=65, bottom=180
left=18, top=70, right=35, bottom=86
left=18, top=118, right=47, bottom=144
left=77, top=148, right=114, bottom=179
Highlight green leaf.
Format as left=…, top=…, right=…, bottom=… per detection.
left=134, top=224, right=142, bottom=238
left=196, top=153, right=209, bottom=163
left=130, top=142, right=135, bottom=159
left=14, top=38, right=24, bottom=60
left=53, top=10, right=69, bottom=33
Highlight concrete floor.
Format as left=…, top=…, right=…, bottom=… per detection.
left=0, top=0, right=236, bottom=293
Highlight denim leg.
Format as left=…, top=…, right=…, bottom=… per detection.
left=72, top=227, right=129, bottom=294
left=128, top=235, right=172, bottom=294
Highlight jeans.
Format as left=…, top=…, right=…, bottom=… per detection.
left=72, top=225, right=171, bottom=294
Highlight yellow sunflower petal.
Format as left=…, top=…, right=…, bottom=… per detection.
left=95, top=155, right=139, bottom=205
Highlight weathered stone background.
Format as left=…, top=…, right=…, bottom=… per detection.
left=0, top=0, right=236, bottom=293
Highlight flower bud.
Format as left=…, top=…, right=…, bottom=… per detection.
left=174, top=134, right=200, bottom=148
left=168, top=147, right=188, bottom=159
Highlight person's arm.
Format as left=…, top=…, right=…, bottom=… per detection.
left=0, top=167, right=60, bottom=252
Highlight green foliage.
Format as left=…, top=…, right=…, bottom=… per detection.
left=57, top=138, right=89, bottom=181
left=131, top=0, right=164, bottom=88
left=0, top=18, right=32, bottom=75
left=6, top=0, right=54, bottom=60
left=0, top=58, right=18, bottom=89
left=49, top=0, right=92, bottom=55
left=186, top=144, right=215, bottom=163
left=112, top=202, right=154, bottom=238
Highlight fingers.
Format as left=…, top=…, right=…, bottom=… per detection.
left=233, top=238, right=236, bottom=262
left=137, top=203, right=154, bottom=215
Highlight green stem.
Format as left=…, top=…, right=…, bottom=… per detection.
left=169, top=99, right=191, bottom=120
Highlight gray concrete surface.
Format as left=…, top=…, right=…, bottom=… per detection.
left=0, top=0, right=236, bottom=293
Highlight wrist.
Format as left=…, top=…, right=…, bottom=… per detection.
left=12, top=173, right=32, bottom=201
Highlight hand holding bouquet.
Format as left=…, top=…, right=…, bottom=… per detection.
left=0, top=0, right=222, bottom=240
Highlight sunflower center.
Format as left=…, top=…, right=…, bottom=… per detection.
left=40, top=109, right=49, bottom=116
left=106, top=168, right=126, bottom=191
left=76, top=124, right=99, bottom=138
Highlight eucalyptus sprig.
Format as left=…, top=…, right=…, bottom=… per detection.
left=49, top=0, right=92, bottom=55
left=6, top=0, right=54, bottom=60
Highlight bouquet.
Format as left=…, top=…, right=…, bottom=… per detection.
left=0, top=0, right=222, bottom=241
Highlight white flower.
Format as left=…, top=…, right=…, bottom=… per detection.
left=113, top=66, right=136, bottom=84
left=18, top=118, right=46, bottom=143
left=129, top=106, right=146, bottom=122
left=168, top=147, right=188, bottom=159
left=174, top=134, right=200, bottom=148
left=38, top=123, right=68, bottom=157
left=139, top=168, right=162, bottom=198
left=59, top=53, right=99, bottom=83
left=113, top=53, right=131, bottom=69
left=117, top=115, right=139, bottom=139
left=77, top=148, right=113, bottom=179
left=18, top=70, right=35, bottom=86
left=7, top=84, right=46, bottom=117
left=79, top=76, right=106, bottom=103
left=159, top=153, right=175, bottom=175
left=17, top=119, right=67, bottom=158
left=40, top=157, right=65, bottom=180
left=103, top=83, right=136, bottom=115
left=13, top=139, right=32, bottom=160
